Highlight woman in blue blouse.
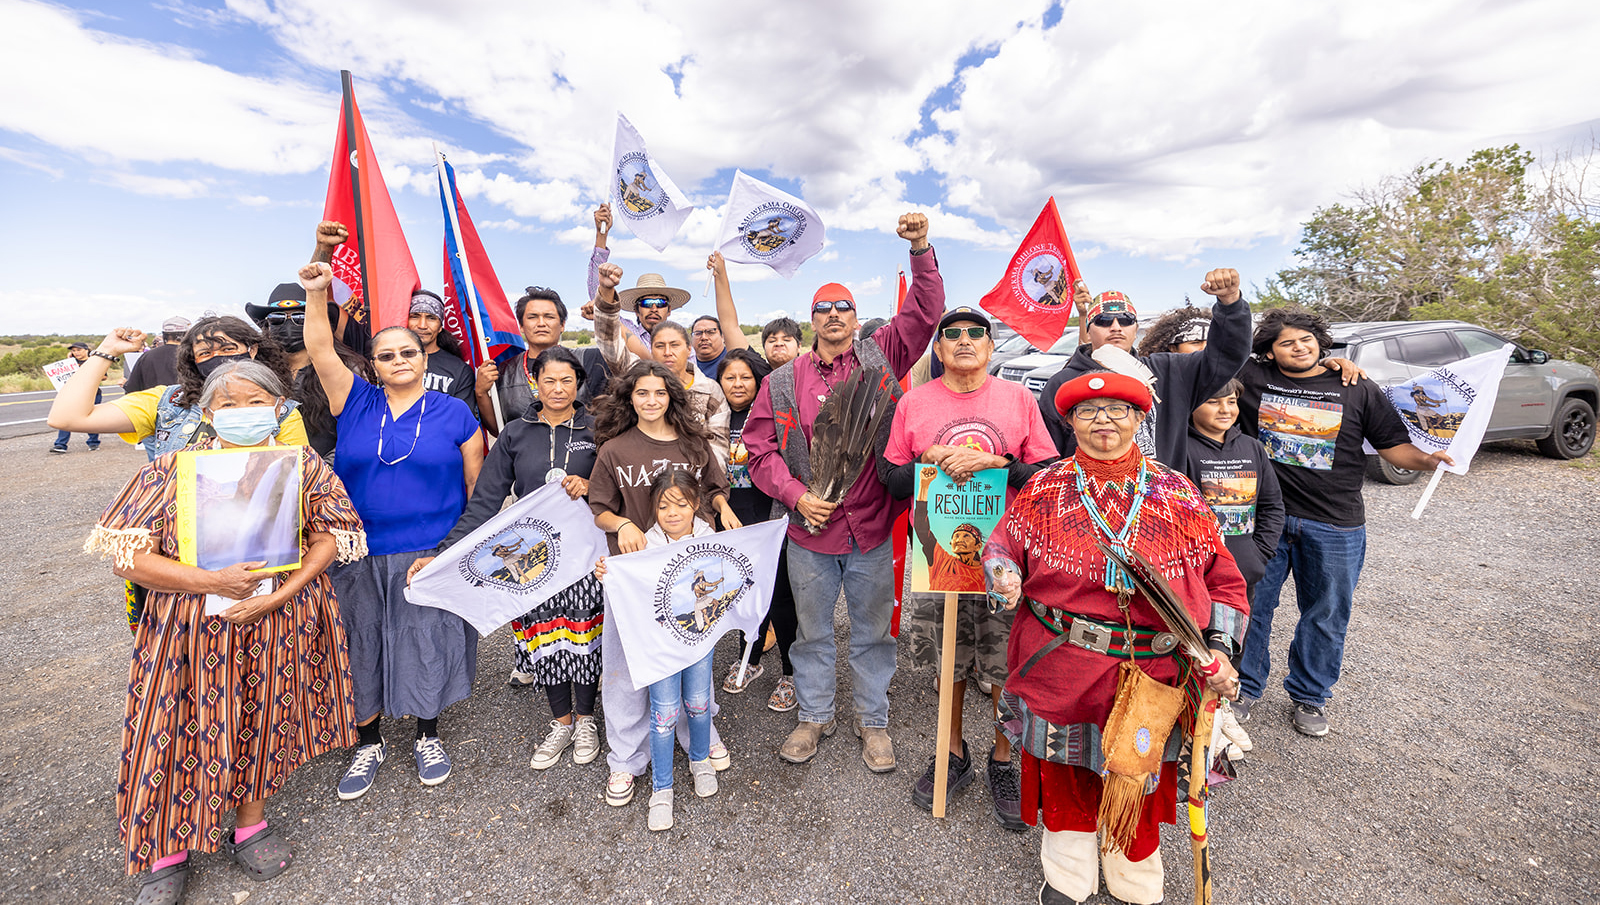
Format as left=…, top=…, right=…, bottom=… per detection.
left=300, top=254, right=485, bottom=798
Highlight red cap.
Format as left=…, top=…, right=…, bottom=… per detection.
left=812, top=282, right=854, bottom=305
left=1054, top=371, right=1154, bottom=416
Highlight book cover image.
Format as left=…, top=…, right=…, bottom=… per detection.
left=910, top=465, right=1007, bottom=595
left=177, top=446, right=303, bottom=573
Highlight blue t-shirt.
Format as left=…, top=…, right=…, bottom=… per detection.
left=334, top=376, right=480, bottom=555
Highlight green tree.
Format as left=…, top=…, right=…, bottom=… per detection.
left=1261, top=144, right=1600, bottom=366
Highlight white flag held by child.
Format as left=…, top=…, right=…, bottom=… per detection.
left=602, top=518, right=788, bottom=689
left=610, top=112, right=695, bottom=252
left=713, top=170, right=826, bottom=279
left=406, top=481, right=608, bottom=636
left=1380, top=343, right=1514, bottom=475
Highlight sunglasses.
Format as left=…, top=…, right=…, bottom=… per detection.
left=373, top=348, right=424, bottom=363
left=1071, top=402, right=1135, bottom=422
left=1091, top=314, right=1137, bottom=328
left=636, top=297, right=671, bottom=310
left=812, top=300, right=855, bottom=314
left=941, top=326, right=987, bottom=341
left=265, top=312, right=305, bottom=326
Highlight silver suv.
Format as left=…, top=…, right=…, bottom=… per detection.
left=1332, top=320, right=1598, bottom=483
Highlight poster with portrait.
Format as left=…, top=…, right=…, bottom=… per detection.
left=175, top=446, right=303, bottom=574
left=910, top=465, right=1008, bottom=594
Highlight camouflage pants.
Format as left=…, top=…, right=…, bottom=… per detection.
left=900, top=589, right=1014, bottom=688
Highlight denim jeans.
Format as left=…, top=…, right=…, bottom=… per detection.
left=785, top=536, right=896, bottom=728
left=1238, top=515, right=1367, bottom=707
left=647, top=651, right=714, bottom=792
left=54, top=390, right=100, bottom=449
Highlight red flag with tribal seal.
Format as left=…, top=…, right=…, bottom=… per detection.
left=979, top=197, right=1083, bottom=350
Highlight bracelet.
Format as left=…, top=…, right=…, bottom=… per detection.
left=90, top=350, right=119, bottom=364
left=616, top=519, right=634, bottom=531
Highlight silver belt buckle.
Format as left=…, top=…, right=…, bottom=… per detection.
left=1067, top=618, right=1114, bottom=654
left=1150, top=632, right=1179, bottom=655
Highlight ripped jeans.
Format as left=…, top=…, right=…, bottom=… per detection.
left=647, top=651, right=715, bottom=792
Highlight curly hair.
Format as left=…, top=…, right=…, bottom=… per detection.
left=174, top=316, right=295, bottom=408
left=1137, top=306, right=1212, bottom=357
left=593, top=360, right=714, bottom=472
left=1252, top=305, right=1333, bottom=361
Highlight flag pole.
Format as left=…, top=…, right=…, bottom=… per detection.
left=434, top=142, right=507, bottom=436
left=735, top=637, right=754, bottom=687
left=704, top=174, right=739, bottom=297
left=1410, top=462, right=1447, bottom=520
left=340, top=71, right=374, bottom=332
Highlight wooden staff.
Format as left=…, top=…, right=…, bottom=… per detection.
left=1187, top=687, right=1219, bottom=905
left=932, top=589, right=959, bottom=817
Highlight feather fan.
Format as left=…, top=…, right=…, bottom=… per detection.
left=1095, top=541, right=1211, bottom=663
left=804, top=366, right=896, bottom=533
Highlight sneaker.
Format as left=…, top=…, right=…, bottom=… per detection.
left=690, top=758, right=718, bottom=798
left=571, top=715, right=601, bottom=765
left=1232, top=694, right=1259, bottom=723
left=529, top=719, right=574, bottom=770
left=721, top=660, right=764, bottom=694
left=49, top=446, right=67, bottom=454
left=976, top=678, right=995, bottom=695
left=605, top=771, right=636, bottom=806
left=911, top=741, right=973, bottom=810
left=1038, top=880, right=1086, bottom=905
left=507, top=669, right=538, bottom=687
left=708, top=740, right=731, bottom=772
left=987, top=752, right=1026, bottom=831
left=87, top=444, right=100, bottom=451
left=337, top=742, right=386, bottom=800
left=647, top=789, right=673, bottom=831
left=1292, top=702, right=1329, bottom=737
left=414, top=736, right=452, bottom=785
left=767, top=675, right=798, bottom=713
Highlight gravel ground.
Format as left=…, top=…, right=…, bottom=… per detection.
left=1, top=435, right=1596, bottom=904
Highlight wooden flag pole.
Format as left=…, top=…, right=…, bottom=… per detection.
left=1188, top=689, right=1220, bottom=905
left=932, top=589, right=960, bottom=818
left=1410, top=461, right=1447, bottom=520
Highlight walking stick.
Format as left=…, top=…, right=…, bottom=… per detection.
left=1188, top=688, right=1219, bottom=905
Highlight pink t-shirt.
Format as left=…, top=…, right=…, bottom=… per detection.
left=884, top=375, right=1058, bottom=489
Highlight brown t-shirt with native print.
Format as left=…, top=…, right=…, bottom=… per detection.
left=587, top=427, right=730, bottom=554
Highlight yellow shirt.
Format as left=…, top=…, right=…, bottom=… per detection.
left=110, top=386, right=309, bottom=447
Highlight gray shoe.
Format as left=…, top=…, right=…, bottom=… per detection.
left=690, top=758, right=719, bottom=798
left=1232, top=695, right=1259, bottom=723
left=648, top=789, right=674, bottom=831
left=571, top=715, right=601, bottom=765
left=1292, top=702, right=1329, bottom=737
left=529, top=719, right=574, bottom=770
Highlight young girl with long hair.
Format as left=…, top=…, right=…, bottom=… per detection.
left=586, top=361, right=741, bottom=810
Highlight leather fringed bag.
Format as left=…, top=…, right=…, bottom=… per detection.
left=1099, top=659, right=1186, bottom=854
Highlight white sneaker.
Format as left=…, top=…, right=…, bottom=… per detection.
left=648, top=788, right=673, bottom=831
left=571, top=715, right=601, bottom=765
left=529, top=719, right=575, bottom=771
left=690, top=758, right=718, bottom=798
left=507, top=669, right=538, bottom=687
left=605, top=771, right=635, bottom=807
left=708, top=740, right=731, bottom=772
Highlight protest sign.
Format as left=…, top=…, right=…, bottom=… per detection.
left=43, top=357, right=79, bottom=390
left=909, top=465, right=1008, bottom=594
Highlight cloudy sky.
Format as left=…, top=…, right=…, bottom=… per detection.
left=3, top=0, right=1597, bottom=335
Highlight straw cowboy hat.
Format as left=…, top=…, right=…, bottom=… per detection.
left=616, top=273, right=691, bottom=315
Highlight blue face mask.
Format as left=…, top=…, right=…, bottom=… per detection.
left=210, top=404, right=282, bottom=446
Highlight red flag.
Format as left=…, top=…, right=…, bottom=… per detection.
left=894, top=269, right=907, bottom=312
left=979, top=198, right=1082, bottom=349
left=322, top=71, right=420, bottom=334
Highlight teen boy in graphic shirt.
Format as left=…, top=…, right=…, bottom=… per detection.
left=1233, top=307, right=1452, bottom=738
left=1183, top=378, right=1285, bottom=598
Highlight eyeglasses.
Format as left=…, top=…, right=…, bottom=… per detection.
left=373, top=348, right=424, bottom=363
left=692, top=329, right=720, bottom=338
left=812, top=300, right=855, bottom=314
left=636, top=297, right=671, bottom=310
left=940, top=326, right=987, bottom=341
left=265, top=312, right=305, bottom=326
left=1091, top=314, right=1137, bottom=328
left=1071, top=403, right=1135, bottom=422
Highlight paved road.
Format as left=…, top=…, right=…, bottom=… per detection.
left=1, top=436, right=1596, bottom=904
left=0, top=386, right=125, bottom=441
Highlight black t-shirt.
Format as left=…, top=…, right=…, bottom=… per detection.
left=425, top=350, right=481, bottom=421
left=1235, top=361, right=1411, bottom=527
left=725, top=406, right=771, bottom=525
left=123, top=343, right=181, bottom=393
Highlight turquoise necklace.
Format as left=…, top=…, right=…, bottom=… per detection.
left=1075, top=458, right=1150, bottom=594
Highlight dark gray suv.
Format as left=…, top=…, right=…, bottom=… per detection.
left=1331, top=320, right=1598, bottom=483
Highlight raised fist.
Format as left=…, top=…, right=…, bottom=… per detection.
left=597, top=262, right=623, bottom=292
left=1200, top=268, right=1241, bottom=304
left=299, top=261, right=333, bottom=292
left=897, top=212, right=930, bottom=250
left=315, top=221, right=348, bottom=248
left=99, top=328, right=148, bottom=357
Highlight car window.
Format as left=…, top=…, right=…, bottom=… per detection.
left=1455, top=329, right=1508, bottom=358
left=1352, top=340, right=1414, bottom=381
left=1392, top=331, right=1463, bottom=367
left=999, top=334, right=1034, bottom=353
left=1047, top=334, right=1079, bottom=354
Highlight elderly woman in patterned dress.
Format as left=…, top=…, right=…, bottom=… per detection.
left=85, top=360, right=365, bottom=905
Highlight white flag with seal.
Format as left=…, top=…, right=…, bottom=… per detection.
left=1377, top=343, right=1514, bottom=475
left=610, top=112, right=694, bottom=252
left=602, top=518, right=788, bottom=689
left=713, top=170, right=826, bottom=279
left=405, top=481, right=608, bottom=636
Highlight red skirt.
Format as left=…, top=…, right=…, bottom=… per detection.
left=1020, top=750, right=1178, bottom=862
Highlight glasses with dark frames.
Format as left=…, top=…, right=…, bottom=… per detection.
left=1091, top=314, right=1137, bottom=328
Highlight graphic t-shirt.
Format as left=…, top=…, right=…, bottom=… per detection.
left=884, top=376, right=1058, bottom=490
left=1236, top=362, right=1411, bottom=526
left=724, top=406, right=773, bottom=526
left=425, top=350, right=481, bottom=421
left=1196, top=462, right=1259, bottom=536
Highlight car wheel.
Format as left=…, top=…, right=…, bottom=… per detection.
left=1535, top=397, right=1597, bottom=460
left=1365, top=455, right=1422, bottom=485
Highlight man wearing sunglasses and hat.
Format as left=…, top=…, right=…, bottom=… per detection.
left=1036, top=272, right=1252, bottom=474
left=743, top=212, right=944, bottom=774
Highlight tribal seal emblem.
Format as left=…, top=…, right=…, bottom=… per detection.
left=460, top=518, right=562, bottom=592
left=738, top=203, right=806, bottom=258
left=653, top=542, right=756, bottom=643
